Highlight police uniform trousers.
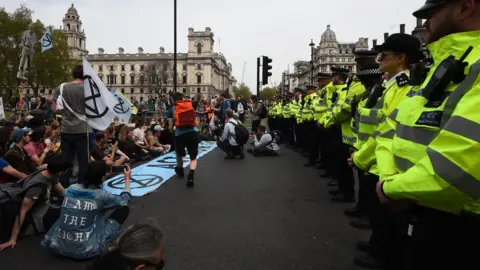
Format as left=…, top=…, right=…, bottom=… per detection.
left=403, top=206, right=480, bottom=270
left=267, top=116, right=274, bottom=131
left=301, top=121, right=315, bottom=153
left=366, top=173, right=409, bottom=270
left=327, top=126, right=355, bottom=199
left=293, top=122, right=301, bottom=149
left=281, top=118, right=294, bottom=146
left=307, top=123, right=322, bottom=164
left=356, top=169, right=377, bottom=218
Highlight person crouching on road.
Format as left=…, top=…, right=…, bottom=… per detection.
left=41, top=161, right=132, bottom=259
left=217, top=109, right=245, bottom=159
left=247, top=125, right=280, bottom=157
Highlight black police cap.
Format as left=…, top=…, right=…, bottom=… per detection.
left=357, top=62, right=384, bottom=77
left=293, top=88, right=303, bottom=93
left=331, top=67, right=350, bottom=75
left=413, top=0, right=446, bottom=19
left=354, top=50, right=378, bottom=58
left=375, top=33, right=423, bottom=61
left=306, top=85, right=317, bottom=91
left=317, top=72, right=331, bottom=80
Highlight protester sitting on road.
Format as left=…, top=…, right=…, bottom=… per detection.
left=118, top=127, right=150, bottom=162
left=41, top=161, right=132, bottom=259
left=146, top=124, right=171, bottom=155
left=92, top=132, right=128, bottom=166
left=168, top=92, right=200, bottom=187
left=87, top=224, right=165, bottom=270
left=0, top=153, right=70, bottom=250
left=2, top=129, right=35, bottom=183
left=217, top=109, right=245, bottom=159
left=247, top=125, right=280, bottom=157
left=132, top=120, right=147, bottom=146
left=24, top=128, right=50, bottom=166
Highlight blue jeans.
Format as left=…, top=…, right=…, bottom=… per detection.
left=61, top=133, right=91, bottom=185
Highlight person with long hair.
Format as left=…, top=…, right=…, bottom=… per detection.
left=42, top=161, right=132, bottom=259
left=87, top=224, right=165, bottom=270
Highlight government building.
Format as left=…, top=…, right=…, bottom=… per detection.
left=62, top=4, right=236, bottom=98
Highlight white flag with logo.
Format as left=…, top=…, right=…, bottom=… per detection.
left=82, top=57, right=117, bottom=130
left=110, top=87, right=132, bottom=122
left=41, top=27, right=53, bottom=52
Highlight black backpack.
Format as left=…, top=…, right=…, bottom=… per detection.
left=230, top=122, right=249, bottom=145
left=0, top=169, right=47, bottom=204
left=259, top=103, right=268, bottom=119
left=267, top=130, right=284, bottom=145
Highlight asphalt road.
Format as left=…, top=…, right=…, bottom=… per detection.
left=0, top=146, right=368, bottom=270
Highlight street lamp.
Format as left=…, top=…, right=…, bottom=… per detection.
left=309, top=39, right=315, bottom=86
left=173, top=0, right=177, bottom=92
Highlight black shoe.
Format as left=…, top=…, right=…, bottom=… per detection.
left=315, top=164, right=325, bottom=170
left=331, top=194, right=355, bottom=203
left=344, top=206, right=363, bottom=218
left=327, top=180, right=338, bottom=187
left=329, top=188, right=341, bottom=195
left=186, top=173, right=194, bottom=187
left=175, top=167, right=184, bottom=177
left=321, top=172, right=332, bottom=178
left=354, top=253, right=382, bottom=269
left=238, top=149, right=245, bottom=160
left=304, top=162, right=315, bottom=167
left=350, top=217, right=372, bottom=230
left=356, top=240, right=371, bottom=253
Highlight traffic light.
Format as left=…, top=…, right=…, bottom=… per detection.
left=262, top=56, right=272, bottom=85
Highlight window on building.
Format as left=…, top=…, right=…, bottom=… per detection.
left=196, top=43, right=202, bottom=54
left=140, top=65, right=144, bottom=71
left=130, top=88, right=134, bottom=93
left=121, top=88, right=125, bottom=94
left=110, top=65, right=114, bottom=71
left=336, top=58, right=339, bottom=62
left=140, top=88, right=144, bottom=94
left=98, top=75, right=103, bottom=82
left=121, top=65, right=125, bottom=71
left=197, top=75, right=202, bottom=84
left=48, top=90, right=52, bottom=95
left=121, top=76, right=125, bottom=84
left=182, top=64, right=186, bottom=71
left=182, top=75, right=187, bottom=84
left=131, top=64, right=135, bottom=71
left=329, top=49, right=332, bottom=54
left=197, top=64, right=201, bottom=70
left=99, top=65, right=103, bottom=72
left=197, top=87, right=201, bottom=93
left=183, top=88, right=187, bottom=94
left=130, top=75, right=135, bottom=84
left=140, top=75, right=144, bottom=85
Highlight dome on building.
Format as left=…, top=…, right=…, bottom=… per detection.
left=321, top=25, right=337, bottom=43
left=67, top=4, right=78, bottom=14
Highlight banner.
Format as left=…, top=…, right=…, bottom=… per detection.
left=82, top=57, right=118, bottom=130
left=110, top=88, right=132, bottom=122
left=103, top=141, right=217, bottom=196
left=41, top=27, right=53, bottom=52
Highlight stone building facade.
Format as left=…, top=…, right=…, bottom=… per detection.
left=62, top=4, right=236, bottom=99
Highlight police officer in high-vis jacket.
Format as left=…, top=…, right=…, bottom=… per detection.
left=376, top=1, right=480, bottom=269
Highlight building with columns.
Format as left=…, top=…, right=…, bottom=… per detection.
left=62, top=4, right=236, bottom=99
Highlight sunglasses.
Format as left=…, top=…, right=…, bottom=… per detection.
left=375, top=52, right=399, bottom=63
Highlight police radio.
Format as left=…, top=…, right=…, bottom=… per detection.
left=331, top=91, right=339, bottom=104
left=350, top=95, right=358, bottom=118
left=421, top=46, right=473, bottom=101
left=365, top=84, right=385, bottom=109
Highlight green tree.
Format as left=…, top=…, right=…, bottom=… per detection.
left=231, top=83, right=251, bottom=99
left=259, top=87, right=278, bottom=100
left=0, top=5, right=75, bottom=99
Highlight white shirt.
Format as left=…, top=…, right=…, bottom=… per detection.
left=254, top=133, right=280, bottom=151
left=237, top=102, right=244, bottom=114
left=132, top=128, right=145, bottom=145
left=220, top=119, right=238, bottom=146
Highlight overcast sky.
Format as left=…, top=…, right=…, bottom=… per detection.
left=2, top=0, right=424, bottom=90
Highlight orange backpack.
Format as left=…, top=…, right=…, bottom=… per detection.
left=174, top=100, right=197, bottom=127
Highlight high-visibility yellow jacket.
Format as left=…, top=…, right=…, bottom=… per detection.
left=351, top=91, right=372, bottom=150
left=353, top=71, right=412, bottom=175
left=381, top=31, right=480, bottom=215
left=295, top=97, right=304, bottom=123
left=313, top=85, right=329, bottom=123
left=281, top=101, right=291, bottom=118
left=319, top=82, right=346, bottom=125
left=301, top=92, right=317, bottom=122
left=289, top=99, right=300, bottom=119
left=323, top=80, right=366, bottom=145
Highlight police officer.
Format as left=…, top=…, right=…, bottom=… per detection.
left=376, top=1, right=480, bottom=269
